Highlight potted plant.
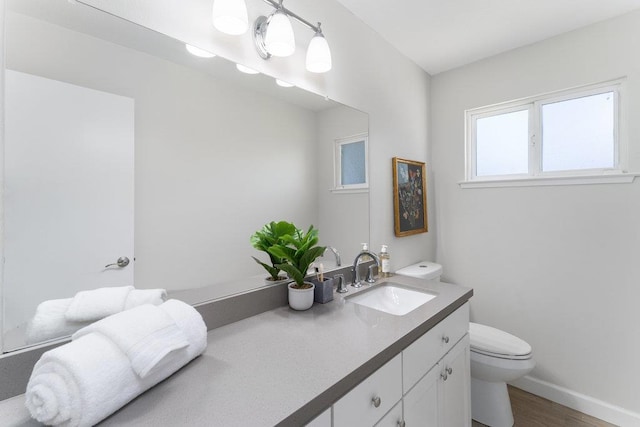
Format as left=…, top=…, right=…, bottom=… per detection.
left=268, top=225, right=326, bottom=311
left=250, top=221, right=297, bottom=284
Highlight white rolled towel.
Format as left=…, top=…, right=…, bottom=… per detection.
left=25, top=299, right=207, bottom=427
left=124, top=288, right=167, bottom=309
left=65, top=286, right=134, bottom=322
left=26, top=288, right=167, bottom=345
left=25, top=298, right=91, bottom=344
left=65, top=286, right=167, bottom=322
left=72, top=304, right=189, bottom=378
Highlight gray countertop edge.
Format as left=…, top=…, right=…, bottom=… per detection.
left=276, top=291, right=473, bottom=426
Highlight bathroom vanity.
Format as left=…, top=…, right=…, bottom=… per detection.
left=331, top=302, right=470, bottom=426
left=0, top=275, right=472, bottom=426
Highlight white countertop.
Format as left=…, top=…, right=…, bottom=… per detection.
left=0, top=276, right=472, bottom=426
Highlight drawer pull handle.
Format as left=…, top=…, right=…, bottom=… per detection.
left=397, top=421, right=406, bottom=427
left=446, top=366, right=453, bottom=375
left=442, top=335, right=450, bottom=344
left=372, top=396, right=381, bottom=408
left=441, top=372, right=448, bottom=381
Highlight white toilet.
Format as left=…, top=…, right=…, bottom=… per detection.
left=395, top=261, right=535, bottom=427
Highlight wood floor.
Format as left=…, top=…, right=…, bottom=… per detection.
left=471, top=386, right=616, bottom=427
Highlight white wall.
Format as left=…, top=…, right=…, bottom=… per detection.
left=5, top=12, right=319, bottom=291
left=316, top=105, right=369, bottom=265
left=432, top=10, right=640, bottom=422
left=79, top=0, right=434, bottom=274
left=0, top=0, right=6, bottom=352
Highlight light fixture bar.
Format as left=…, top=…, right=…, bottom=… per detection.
left=260, top=0, right=319, bottom=33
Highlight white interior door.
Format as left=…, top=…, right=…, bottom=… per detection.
left=3, top=70, right=134, bottom=338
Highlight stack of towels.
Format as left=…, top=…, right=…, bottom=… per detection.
left=26, top=286, right=167, bottom=344
left=25, top=299, right=207, bottom=426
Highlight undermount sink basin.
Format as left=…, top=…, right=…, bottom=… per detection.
left=347, top=283, right=437, bottom=316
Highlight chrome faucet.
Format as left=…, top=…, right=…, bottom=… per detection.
left=351, top=250, right=380, bottom=288
left=325, top=246, right=341, bottom=267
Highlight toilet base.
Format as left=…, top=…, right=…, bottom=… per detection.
left=471, top=377, right=514, bottom=427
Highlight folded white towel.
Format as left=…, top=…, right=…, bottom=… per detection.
left=124, top=288, right=167, bottom=309
left=161, top=299, right=208, bottom=358
left=25, top=298, right=91, bottom=344
left=72, top=304, right=189, bottom=378
left=65, top=286, right=134, bottom=322
left=25, top=299, right=207, bottom=427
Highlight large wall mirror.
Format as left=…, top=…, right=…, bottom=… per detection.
left=2, top=0, right=369, bottom=353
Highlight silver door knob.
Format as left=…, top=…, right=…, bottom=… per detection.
left=105, top=257, right=130, bottom=268
left=372, top=396, right=381, bottom=408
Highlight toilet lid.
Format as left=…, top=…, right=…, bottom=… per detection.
left=469, top=322, right=532, bottom=359
left=395, top=262, right=443, bottom=280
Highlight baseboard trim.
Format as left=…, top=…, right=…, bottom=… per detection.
left=510, top=375, right=640, bottom=427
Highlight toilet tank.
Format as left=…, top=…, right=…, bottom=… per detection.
left=395, top=261, right=443, bottom=281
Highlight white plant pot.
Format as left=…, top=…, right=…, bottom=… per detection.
left=288, top=282, right=315, bottom=311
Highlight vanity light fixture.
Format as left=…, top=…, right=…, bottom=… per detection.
left=236, top=63, right=260, bottom=74
left=212, top=0, right=332, bottom=73
left=275, top=79, right=294, bottom=87
left=305, top=23, right=331, bottom=73
left=262, top=2, right=295, bottom=57
left=212, top=0, right=249, bottom=35
left=185, top=44, right=217, bottom=58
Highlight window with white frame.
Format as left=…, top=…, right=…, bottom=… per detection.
left=464, top=80, right=628, bottom=186
left=334, top=133, right=368, bottom=191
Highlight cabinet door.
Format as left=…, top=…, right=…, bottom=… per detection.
left=374, top=400, right=403, bottom=427
left=439, top=334, right=471, bottom=427
left=403, top=363, right=439, bottom=427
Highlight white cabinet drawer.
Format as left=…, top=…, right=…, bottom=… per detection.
left=334, top=354, right=402, bottom=427
left=403, top=303, right=469, bottom=392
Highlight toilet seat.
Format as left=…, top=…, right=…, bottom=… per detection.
left=469, top=322, right=532, bottom=360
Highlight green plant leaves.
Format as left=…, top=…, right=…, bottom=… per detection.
left=266, top=224, right=326, bottom=287
left=276, top=263, right=304, bottom=286
left=250, top=221, right=298, bottom=279
left=251, top=256, right=280, bottom=280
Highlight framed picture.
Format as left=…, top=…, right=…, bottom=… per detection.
left=392, top=157, right=428, bottom=237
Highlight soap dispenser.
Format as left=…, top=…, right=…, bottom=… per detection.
left=360, top=243, right=371, bottom=261
left=379, top=245, right=391, bottom=277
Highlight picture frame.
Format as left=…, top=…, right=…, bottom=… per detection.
left=392, top=157, right=428, bottom=237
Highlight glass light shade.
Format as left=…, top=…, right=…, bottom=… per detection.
left=236, top=64, right=259, bottom=74
left=212, top=0, right=248, bottom=35
left=264, top=11, right=295, bottom=57
left=185, top=44, right=216, bottom=58
left=306, top=34, right=332, bottom=73
left=275, top=79, right=294, bottom=88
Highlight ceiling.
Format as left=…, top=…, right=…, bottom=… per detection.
left=333, top=0, right=640, bottom=75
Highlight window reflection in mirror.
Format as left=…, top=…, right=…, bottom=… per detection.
left=334, top=134, right=369, bottom=191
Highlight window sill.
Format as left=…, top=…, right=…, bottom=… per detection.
left=329, top=188, right=369, bottom=194
left=459, top=173, right=638, bottom=188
